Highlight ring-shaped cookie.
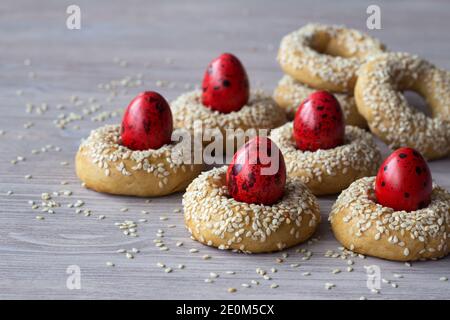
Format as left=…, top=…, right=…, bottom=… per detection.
left=273, top=75, right=367, bottom=128
left=270, top=123, right=381, bottom=195
left=183, top=166, right=321, bottom=253
left=355, top=52, right=450, bottom=160
left=171, top=90, right=286, bottom=152
left=278, top=23, right=385, bottom=92
left=330, top=177, right=450, bottom=261
left=76, top=125, right=203, bottom=197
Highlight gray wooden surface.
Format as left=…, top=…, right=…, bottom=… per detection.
left=0, top=0, right=449, bottom=300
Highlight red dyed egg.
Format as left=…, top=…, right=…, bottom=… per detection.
left=375, top=147, right=432, bottom=211
left=226, top=137, right=286, bottom=205
left=201, top=53, right=250, bottom=113
left=293, top=90, right=345, bottom=151
left=121, top=91, right=173, bottom=151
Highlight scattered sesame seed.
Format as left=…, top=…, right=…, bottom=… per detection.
left=325, top=283, right=335, bottom=290
left=332, top=269, right=341, bottom=274
left=227, top=288, right=237, bottom=293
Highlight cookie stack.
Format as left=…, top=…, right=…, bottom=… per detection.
left=273, top=23, right=385, bottom=128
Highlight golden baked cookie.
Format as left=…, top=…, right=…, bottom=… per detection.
left=277, top=23, right=385, bottom=92
left=355, top=52, right=450, bottom=160
left=76, top=125, right=203, bottom=197
left=270, top=122, right=381, bottom=195
left=171, top=90, right=287, bottom=153
left=183, top=166, right=321, bottom=253
left=273, top=75, right=367, bottom=128
left=330, top=177, right=450, bottom=261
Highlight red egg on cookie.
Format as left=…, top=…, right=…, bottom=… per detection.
left=121, top=91, right=173, bottom=151
left=375, top=147, right=432, bottom=211
left=293, top=90, right=345, bottom=151
left=226, top=137, right=286, bottom=205
left=201, top=53, right=250, bottom=113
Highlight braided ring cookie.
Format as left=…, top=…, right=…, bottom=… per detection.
left=76, top=125, right=203, bottom=197
left=355, top=52, right=450, bottom=160
left=171, top=90, right=286, bottom=152
left=278, top=23, right=385, bottom=93
left=183, top=166, right=321, bottom=253
left=270, top=123, right=381, bottom=195
left=330, top=177, right=450, bottom=261
left=273, top=75, right=367, bottom=128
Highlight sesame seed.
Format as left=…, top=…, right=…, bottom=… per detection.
left=332, top=269, right=341, bottom=274
left=325, top=283, right=335, bottom=290
left=125, top=253, right=134, bottom=259
left=227, top=288, right=237, bottom=293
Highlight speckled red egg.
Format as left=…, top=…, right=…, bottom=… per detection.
left=121, top=91, right=173, bottom=151
left=293, top=90, right=345, bottom=151
left=375, top=147, right=432, bottom=211
left=201, top=53, right=250, bottom=113
left=226, top=137, right=286, bottom=205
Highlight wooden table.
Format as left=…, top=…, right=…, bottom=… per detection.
left=0, top=0, right=448, bottom=300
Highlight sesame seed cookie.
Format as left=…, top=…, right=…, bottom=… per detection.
left=277, top=23, right=385, bottom=93
left=330, top=177, right=450, bottom=261
left=270, top=122, right=381, bottom=195
left=183, top=166, right=320, bottom=253
left=273, top=75, right=367, bottom=128
left=76, top=125, right=203, bottom=197
left=171, top=90, right=287, bottom=153
left=355, top=52, right=450, bottom=160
